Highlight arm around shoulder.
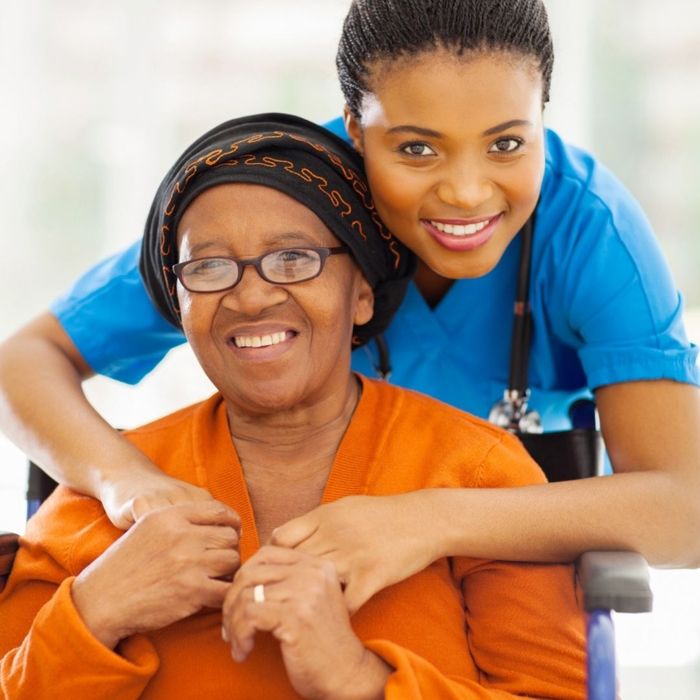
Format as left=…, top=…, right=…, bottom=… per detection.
left=0, top=312, right=213, bottom=529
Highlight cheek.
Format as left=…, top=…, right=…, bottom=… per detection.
left=178, top=292, right=219, bottom=344
left=365, top=163, right=420, bottom=224
left=512, top=160, right=544, bottom=207
left=510, top=145, right=545, bottom=206
left=177, top=287, right=193, bottom=319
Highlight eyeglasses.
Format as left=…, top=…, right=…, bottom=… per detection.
left=171, top=245, right=351, bottom=293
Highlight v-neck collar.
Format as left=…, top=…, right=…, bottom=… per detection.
left=189, top=377, right=390, bottom=562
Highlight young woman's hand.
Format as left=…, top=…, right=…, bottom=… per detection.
left=270, top=492, right=444, bottom=614
left=71, top=501, right=241, bottom=649
left=99, top=470, right=216, bottom=529
left=222, top=546, right=391, bottom=700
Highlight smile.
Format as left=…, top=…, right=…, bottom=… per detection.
left=421, top=213, right=503, bottom=253
left=427, top=219, right=491, bottom=236
left=233, top=331, right=290, bottom=348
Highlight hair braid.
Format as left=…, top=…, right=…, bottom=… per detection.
left=337, top=0, right=554, bottom=118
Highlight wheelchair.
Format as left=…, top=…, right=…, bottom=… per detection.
left=1, top=454, right=652, bottom=700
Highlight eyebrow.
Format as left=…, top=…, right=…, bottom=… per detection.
left=187, top=232, right=322, bottom=257
left=386, top=125, right=443, bottom=138
left=386, top=119, right=534, bottom=139
left=482, top=119, right=533, bottom=136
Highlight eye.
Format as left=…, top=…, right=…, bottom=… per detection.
left=187, top=258, right=230, bottom=274
left=275, top=249, right=315, bottom=263
left=264, top=248, right=322, bottom=282
left=488, top=138, right=523, bottom=154
left=400, top=142, right=437, bottom=157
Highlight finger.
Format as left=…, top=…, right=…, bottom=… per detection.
left=225, top=562, right=295, bottom=621
left=341, top=579, right=367, bottom=616
left=269, top=513, right=319, bottom=548
left=111, top=503, right=136, bottom=530
left=246, top=544, right=309, bottom=567
left=180, top=501, right=241, bottom=530
left=131, top=495, right=175, bottom=521
left=199, top=578, right=234, bottom=609
left=203, top=548, right=241, bottom=579
left=168, top=485, right=215, bottom=504
left=197, top=524, right=240, bottom=550
left=228, top=598, right=286, bottom=662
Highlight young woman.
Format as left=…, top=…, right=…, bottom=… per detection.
left=1, top=0, right=699, bottom=614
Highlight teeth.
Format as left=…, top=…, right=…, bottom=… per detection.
left=430, top=219, right=490, bottom=236
left=233, top=331, right=287, bottom=348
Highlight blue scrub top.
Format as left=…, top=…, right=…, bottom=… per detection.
left=51, top=120, right=699, bottom=429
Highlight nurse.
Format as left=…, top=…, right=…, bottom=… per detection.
left=1, top=0, right=699, bottom=613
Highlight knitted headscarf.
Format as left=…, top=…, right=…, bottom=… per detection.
left=139, top=112, right=415, bottom=347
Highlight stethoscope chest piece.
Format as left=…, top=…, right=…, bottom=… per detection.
left=488, top=389, right=543, bottom=434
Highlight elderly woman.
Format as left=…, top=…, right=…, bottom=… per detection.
left=0, top=114, right=585, bottom=699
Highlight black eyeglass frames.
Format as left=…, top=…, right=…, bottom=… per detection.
left=171, top=245, right=351, bottom=293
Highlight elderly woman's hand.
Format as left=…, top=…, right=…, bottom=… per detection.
left=71, top=501, right=241, bottom=649
left=222, top=546, right=391, bottom=700
left=270, top=492, right=442, bottom=614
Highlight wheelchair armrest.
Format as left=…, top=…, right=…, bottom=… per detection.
left=0, top=532, right=20, bottom=593
left=576, top=550, right=653, bottom=613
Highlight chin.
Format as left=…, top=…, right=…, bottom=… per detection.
left=429, top=253, right=500, bottom=281
left=226, top=379, right=317, bottom=415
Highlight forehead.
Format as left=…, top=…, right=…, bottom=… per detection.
left=362, top=48, right=543, bottom=129
left=176, top=183, right=339, bottom=250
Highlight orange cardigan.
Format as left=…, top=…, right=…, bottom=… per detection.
left=0, top=376, right=586, bottom=699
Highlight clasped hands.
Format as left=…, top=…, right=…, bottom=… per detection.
left=71, top=499, right=393, bottom=699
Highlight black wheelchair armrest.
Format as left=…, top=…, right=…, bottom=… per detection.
left=0, top=532, right=20, bottom=593
left=577, top=550, right=653, bottom=613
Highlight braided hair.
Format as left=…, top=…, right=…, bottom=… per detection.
left=337, top=0, right=554, bottom=118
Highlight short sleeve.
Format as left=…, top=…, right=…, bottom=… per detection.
left=545, top=175, right=699, bottom=390
left=50, top=240, right=185, bottom=384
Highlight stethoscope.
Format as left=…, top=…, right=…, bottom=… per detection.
left=368, top=214, right=543, bottom=435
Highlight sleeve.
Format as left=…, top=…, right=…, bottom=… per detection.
left=50, top=239, right=185, bottom=384
left=0, top=499, right=159, bottom=698
left=549, top=182, right=699, bottom=389
left=365, top=436, right=586, bottom=700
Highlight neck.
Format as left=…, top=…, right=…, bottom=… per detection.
left=226, top=375, right=361, bottom=483
left=414, top=261, right=455, bottom=308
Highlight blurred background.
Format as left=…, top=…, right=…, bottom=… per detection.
left=0, top=1, right=698, bottom=696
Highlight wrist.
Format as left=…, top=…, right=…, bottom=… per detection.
left=414, top=488, right=461, bottom=561
left=93, top=447, right=162, bottom=502
left=71, top=573, right=126, bottom=649
left=330, top=648, right=392, bottom=700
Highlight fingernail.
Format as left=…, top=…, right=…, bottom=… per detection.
left=221, top=626, right=229, bottom=642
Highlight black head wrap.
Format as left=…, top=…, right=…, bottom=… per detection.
left=139, top=112, right=415, bottom=347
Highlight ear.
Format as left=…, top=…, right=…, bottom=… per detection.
left=344, top=105, right=364, bottom=155
left=352, top=275, right=375, bottom=327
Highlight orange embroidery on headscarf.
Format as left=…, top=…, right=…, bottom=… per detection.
left=162, top=265, right=177, bottom=298
left=160, top=225, right=171, bottom=256
left=161, top=130, right=405, bottom=270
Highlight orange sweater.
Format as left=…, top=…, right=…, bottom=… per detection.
left=0, top=376, right=586, bottom=699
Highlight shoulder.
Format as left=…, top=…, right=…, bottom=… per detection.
left=123, top=394, right=224, bottom=479
left=19, top=487, right=118, bottom=577
left=539, top=128, right=652, bottom=248
left=359, top=377, right=545, bottom=487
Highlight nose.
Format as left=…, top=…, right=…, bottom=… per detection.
left=220, top=264, right=288, bottom=316
left=435, top=158, right=494, bottom=210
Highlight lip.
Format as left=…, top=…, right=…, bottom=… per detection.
left=421, top=213, right=503, bottom=252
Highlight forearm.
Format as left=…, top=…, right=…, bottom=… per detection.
left=1, top=578, right=157, bottom=699
left=0, top=315, right=160, bottom=498
left=431, top=468, right=700, bottom=567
